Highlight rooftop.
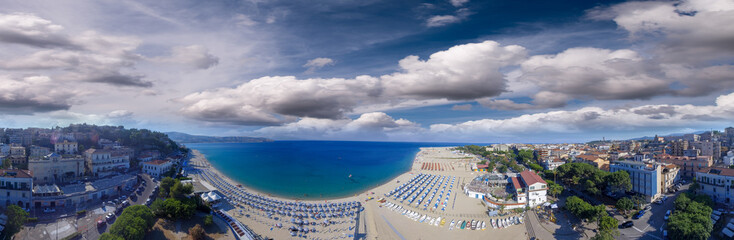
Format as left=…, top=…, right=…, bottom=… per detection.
left=144, top=159, right=170, bottom=166
left=698, top=167, right=734, bottom=177
left=0, top=169, right=32, bottom=178
left=519, top=170, right=546, bottom=186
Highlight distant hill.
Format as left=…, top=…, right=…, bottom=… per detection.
left=165, top=132, right=271, bottom=143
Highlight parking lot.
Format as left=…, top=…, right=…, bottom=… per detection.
left=18, top=173, right=158, bottom=240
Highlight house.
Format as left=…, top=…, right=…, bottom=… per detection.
left=695, top=167, right=734, bottom=205
left=84, top=149, right=130, bottom=177
left=0, top=169, right=33, bottom=209
left=610, top=161, right=662, bottom=202
left=142, top=160, right=173, bottom=178
left=519, top=171, right=548, bottom=207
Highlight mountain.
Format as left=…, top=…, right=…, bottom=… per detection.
left=165, top=132, right=271, bottom=143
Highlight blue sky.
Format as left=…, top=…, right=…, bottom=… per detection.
left=0, top=0, right=733, bottom=143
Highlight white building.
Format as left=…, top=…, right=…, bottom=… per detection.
left=724, top=151, right=734, bottom=166
left=141, top=159, right=173, bottom=178
left=29, top=153, right=85, bottom=184
left=610, top=161, right=662, bottom=202
left=519, top=171, right=548, bottom=207
left=0, top=169, right=33, bottom=209
left=542, top=159, right=565, bottom=170
left=695, top=167, right=734, bottom=205
left=29, top=146, right=50, bottom=158
left=84, top=149, right=130, bottom=177
left=54, top=140, right=78, bottom=155
left=0, top=144, right=9, bottom=157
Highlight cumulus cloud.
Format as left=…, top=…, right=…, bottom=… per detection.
left=0, top=75, right=83, bottom=114
left=180, top=41, right=525, bottom=125
left=0, top=13, right=153, bottom=88
left=303, top=57, right=334, bottom=73
left=426, top=8, right=472, bottom=27
left=589, top=0, right=734, bottom=63
left=152, top=45, right=219, bottom=69
left=256, top=112, right=422, bottom=140
left=431, top=91, right=734, bottom=138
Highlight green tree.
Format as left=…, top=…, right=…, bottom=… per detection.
left=668, top=193, right=713, bottom=240
left=159, top=177, right=175, bottom=198
left=616, top=197, right=634, bottom=214
left=4, top=205, right=28, bottom=237
left=204, top=215, right=213, bottom=226
left=498, top=165, right=508, bottom=173
left=529, top=163, right=544, bottom=172
left=590, top=231, right=616, bottom=240
left=606, top=171, right=632, bottom=193
left=99, top=233, right=124, bottom=240
left=170, top=181, right=193, bottom=199
left=108, top=205, right=155, bottom=240
left=598, top=216, right=619, bottom=233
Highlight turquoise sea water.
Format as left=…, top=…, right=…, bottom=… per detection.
left=187, top=141, right=470, bottom=200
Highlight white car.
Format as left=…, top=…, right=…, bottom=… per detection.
left=43, top=208, right=55, bottom=213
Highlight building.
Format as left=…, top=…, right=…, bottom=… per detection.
left=29, top=145, right=51, bottom=159
left=695, top=167, right=734, bottom=204
left=0, top=143, right=9, bottom=157
left=141, top=160, right=173, bottom=178
left=661, top=164, right=680, bottom=193
left=541, top=158, right=565, bottom=170
left=725, top=151, right=734, bottom=166
left=84, top=149, right=130, bottom=177
left=0, top=169, right=33, bottom=209
left=692, top=141, right=722, bottom=161
left=670, top=140, right=688, bottom=156
left=656, top=154, right=713, bottom=178
left=489, top=144, right=510, bottom=152
left=9, top=145, right=25, bottom=157
left=33, top=174, right=137, bottom=210
left=574, top=154, right=610, bottom=171
left=29, top=153, right=85, bottom=184
left=610, top=161, right=662, bottom=202
left=519, top=170, right=548, bottom=207
left=54, top=140, right=78, bottom=155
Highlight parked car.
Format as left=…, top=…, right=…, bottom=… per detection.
left=619, top=221, right=634, bottom=229
left=43, top=208, right=55, bottom=213
left=664, top=210, right=671, bottom=220
left=122, top=200, right=130, bottom=207
left=655, top=199, right=664, bottom=205
left=633, top=210, right=646, bottom=219
left=106, top=213, right=115, bottom=222
left=97, top=220, right=106, bottom=228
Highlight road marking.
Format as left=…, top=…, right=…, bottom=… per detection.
left=633, top=226, right=643, bottom=233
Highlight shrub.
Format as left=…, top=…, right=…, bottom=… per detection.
left=204, top=215, right=213, bottom=226
left=76, top=210, right=87, bottom=216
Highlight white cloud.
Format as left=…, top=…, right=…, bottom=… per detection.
left=256, top=112, right=422, bottom=140
left=449, top=0, right=470, bottom=7
left=0, top=75, right=84, bottom=114
left=180, top=41, right=525, bottom=125
left=426, top=8, right=472, bottom=27
left=152, top=45, right=219, bottom=70
left=303, top=57, right=335, bottom=73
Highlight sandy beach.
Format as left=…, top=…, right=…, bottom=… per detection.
left=188, top=147, right=529, bottom=240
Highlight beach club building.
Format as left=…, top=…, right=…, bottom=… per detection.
left=142, top=159, right=173, bottom=178
left=478, top=171, right=548, bottom=210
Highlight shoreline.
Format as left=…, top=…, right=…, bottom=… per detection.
left=188, top=146, right=432, bottom=202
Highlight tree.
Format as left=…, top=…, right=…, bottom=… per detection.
left=598, top=216, right=619, bottom=233
left=498, top=165, right=508, bottom=173
left=108, top=205, right=155, bottom=240
left=668, top=193, right=713, bottom=240
left=529, top=163, right=544, bottom=172
left=159, top=177, right=175, bottom=198
left=606, top=171, right=632, bottom=193
left=99, top=233, right=125, bottom=240
left=189, top=224, right=206, bottom=240
left=170, top=181, right=193, bottom=199
left=548, top=182, right=563, bottom=197
left=150, top=198, right=166, bottom=217
left=591, top=231, right=616, bottom=240
left=616, top=197, right=634, bottom=214
left=4, top=205, right=28, bottom=237
left=204, top=215, right=213, bottom=226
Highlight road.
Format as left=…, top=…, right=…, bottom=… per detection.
left=618, top=182, right=689, bottom=240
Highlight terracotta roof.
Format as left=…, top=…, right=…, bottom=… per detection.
left=0, top=169, right=32, bottom=178
left=520, top=170, right=547, bottom=186
left=697, top=167, right=734, bottom=176
left=144, top=159, right=170, bottom=166
left=510, top=177, right=523, bottom=190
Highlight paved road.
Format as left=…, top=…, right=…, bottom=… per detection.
left=618, top=182, right=689, bottom=240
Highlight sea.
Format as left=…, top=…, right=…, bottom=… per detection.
left=187, top=141, right=475, bottom=200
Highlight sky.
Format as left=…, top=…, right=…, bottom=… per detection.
left=0, top=0, right=733, bottom=143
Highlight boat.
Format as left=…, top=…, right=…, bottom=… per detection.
left=419, top=215, right=427, bottom=223
left=460, top=221, right=466, bottom=229
left=449, top=220, right=455, bottom=230
left=491, top=219, right=497, bottom=229
left=440, top=218, right=446, bottom=227
left=481, top=221, right=486, bottom=230
left=471, top=220, right=476, bottom=230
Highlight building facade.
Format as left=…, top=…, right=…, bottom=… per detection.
left=29, top=153, right=85, bottom=184
left=0, top=169, right=33, bottom=209
left=656, top=154, right=713, bottom=178
left=84, top=149, right=130, bottom=177
left=610, top=161, right=662, bottom=202
left=695, top=167, right=734, bottom=205
left=141, top=160, right=173, bottom=178
left=54, top=140, right=78, bottom=155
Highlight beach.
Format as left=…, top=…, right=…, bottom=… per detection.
left=189, top=147, right=529, bottom=240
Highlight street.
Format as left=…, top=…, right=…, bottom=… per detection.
left=617, top=182, right=689, bottom=240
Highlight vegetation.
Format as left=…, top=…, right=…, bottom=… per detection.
left=106, top=205, right=155, bottom=240
left=52, top=124, right=185, bottom=156
left=615, top=197, right=634, bottom=214
left=189, top=224, right=206, bottom=240
left=151, top=177, right=197, bottom=219
left=556, top=163, right=631, bottom=196
left=99, top=233, right=124, bottom=240
left=565, top=196, right=605, bottom=223
left=667, top=193, right=713, bottom=240
left=455, top=145, right=524, bottom=172
left=3, top=205, right=28, bottom=238
left=159, top=177, right=176, bottom=198
left=204, top=215, right=213, bottom=226
left=76, top=210, right=86, bottom=216
left=545, top=180, right=564, bottom=197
